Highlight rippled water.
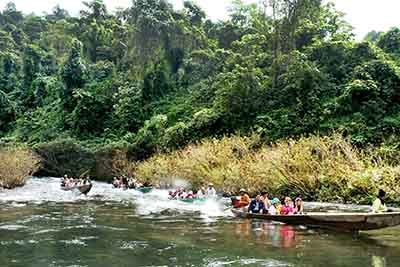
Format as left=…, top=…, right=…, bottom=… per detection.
left=1, top=178, right=400, bottom=267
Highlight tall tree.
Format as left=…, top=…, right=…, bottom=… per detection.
left=62, top=39, right=87, bottom=111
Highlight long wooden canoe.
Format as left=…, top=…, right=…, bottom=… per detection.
left=232, top=209, right=400, bottom=232
left=61, top=184, right=93, bottom=195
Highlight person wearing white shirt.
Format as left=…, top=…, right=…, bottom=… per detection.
left=206, top=183, right=217, bottom=197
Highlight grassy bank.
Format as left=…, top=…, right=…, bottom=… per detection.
left=0, top=147, right=40, bottom=189
left=136, top=134, right=400, bottom=205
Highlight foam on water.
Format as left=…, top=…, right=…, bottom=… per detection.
left=0, top=177, right=231, bottom=219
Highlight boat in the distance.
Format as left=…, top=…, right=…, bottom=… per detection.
left=61, top=184, right=93, bottom=195
left=231, top=209, right=400, bottom=232
left=136, top=187, right=153, bottom=194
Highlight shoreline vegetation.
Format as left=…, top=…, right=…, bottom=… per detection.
left=5, top=133, right=400, bottom=207
left=136, top=134, right=400, bottom=205
left=0, top=147, right=39, bottom=189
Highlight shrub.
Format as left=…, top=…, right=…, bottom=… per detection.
left=136, top=134, right=400, bottom=204
left=127, top=115, right=168, bottom=160
left=34, top=138, right=95, bottom=177
left=0, top=147, right=40, bottom=189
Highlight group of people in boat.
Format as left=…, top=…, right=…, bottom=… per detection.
left=61, top=174, right=91, bottom=188
left=112, top=176, right=151, bottom=189
left=233, top=189, right=304, bottom=215
left=235, top=188, right=392, bottom=215
left=169, top=183, right=217, bottom=200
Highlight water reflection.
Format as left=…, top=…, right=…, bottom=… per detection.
left=234, top=219, right=301, bottom=249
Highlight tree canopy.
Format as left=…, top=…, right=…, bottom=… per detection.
left=1, top=0, right=400, bottom=157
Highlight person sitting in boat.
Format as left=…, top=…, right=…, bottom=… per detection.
left=281, top=197, right=295, bottom=215
left=248, top=194, right=266, bottom=214
left=206, top=183, right=217, bottom=197
left=127, top=178, right=137, bottom=189
left=64, top=177, right=73, bottom=188
left=142, top=181, right=151, bottom=188
left=260, top=192, right=271, bottom=209
left=112, top=177, right=120, bottom=188
left=294, top=197, right=304, bottom=214
left=268, top=198, right=283, bottom=215
left=61, top=175, right=68, bottom=187
left=186, top=190, right=195, bottom=199
left=372, top=189, right=388, bottom=213
left=169, top=189, right=178, bottom=199
left=180, top=189, right=189, bottom=199
left=169, top=187, right=183, bottom=199
left=83, top=176, right=91, bottom=185
left=121, top=176, right=128, bottom=187
left=196, top=186, right=206, bottom=198
left=237, top=189, right=251, bottom=208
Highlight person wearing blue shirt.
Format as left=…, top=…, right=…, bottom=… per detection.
left=248, top=194, right=266, bottom=214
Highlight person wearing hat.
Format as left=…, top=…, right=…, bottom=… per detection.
left=237, top=188, right=251, bottom=208
left=206, top=183, right=217, bottom=197
left=268, top=198, right=283, bottom=215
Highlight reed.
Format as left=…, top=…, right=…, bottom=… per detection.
left=0, top=147, right=40, bottom=189
left=136, top=134, right=400, bottom=204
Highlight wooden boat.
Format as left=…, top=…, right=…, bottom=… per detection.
left=61, top=184, right=93, bottom=195
left=136, top=187, right=153, bottom=194
left=231, top=209, right=400, bottom=232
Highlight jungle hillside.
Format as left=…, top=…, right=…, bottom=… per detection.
left=2, top=0, right=400, bottom=191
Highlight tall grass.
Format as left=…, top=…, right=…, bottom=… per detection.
left=136, top=134, right=400, bottom=204
left=0, top=147, right=40, bottom=189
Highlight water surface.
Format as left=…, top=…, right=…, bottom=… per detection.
left=1, top=178, right=399, bottom=267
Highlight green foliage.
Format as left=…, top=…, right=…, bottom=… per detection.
left=161, top=122, right=189, bottom=150
left=34, top=138, right=96, bottom=177
left=31, top=76, right=63, bottom=107
left=187, top=108, right=221, bottom=140
left=15, top=103, right=65, bottom=144
left=214, top=65, right=266, bottom=131
left=377, top=28, right=400, bottom=59
left=0, top=90, right=15, bottom=133
left=143, top=61, right=171, bottom=100
left=3, top=0, right=400, bottom=178
left=112, top=82, right=145, bottom=133
left=0, top=51, right=21, bottom=94
left=127, top=114, right=168, bottom=160
left=61, top=39, right=87, bottom=111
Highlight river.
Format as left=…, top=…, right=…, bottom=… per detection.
left=1, top=178, right=399, bottom=267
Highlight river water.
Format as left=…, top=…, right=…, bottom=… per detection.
left=1, top=178, right=400, bottom=267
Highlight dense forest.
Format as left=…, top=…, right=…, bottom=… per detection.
left=2, top=0, right=400, bottom=178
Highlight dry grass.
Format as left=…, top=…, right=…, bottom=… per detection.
left=0, top=147, right=40, bottom=189
left=135, top=134, right=400, bottom=204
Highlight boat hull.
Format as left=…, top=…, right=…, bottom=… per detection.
left=61, top=184, right=92, bottom=195
left=136, top=187, right=153, bottom=193
left=231, top=209, right=400, bottom=231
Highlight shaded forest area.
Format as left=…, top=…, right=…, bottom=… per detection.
left=1, top=0, right=400, bottom=178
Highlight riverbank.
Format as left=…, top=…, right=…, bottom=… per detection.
left=3, top=134, right=400, bottom=206
left=136, top=134, right=400, bottom=205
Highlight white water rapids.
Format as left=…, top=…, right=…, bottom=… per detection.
left=0, top=177, right=231, bottom=220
